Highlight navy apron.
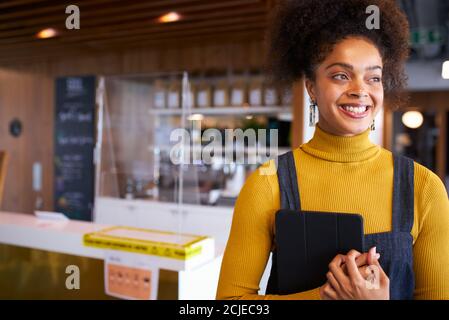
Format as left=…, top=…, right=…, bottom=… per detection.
left=266, top=151, right=415, bottom=300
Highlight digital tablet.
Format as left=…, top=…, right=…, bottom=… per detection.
left=275, top=210, right=364, bottom=294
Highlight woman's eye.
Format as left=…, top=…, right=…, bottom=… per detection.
left=370, top=77, right=382, bottom=83
left=333, top=74, right=348, bottom=80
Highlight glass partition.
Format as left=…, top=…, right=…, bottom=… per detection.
left=95, top=72, right=291, bottom=209
left=95, top=72, right=201, bottom=206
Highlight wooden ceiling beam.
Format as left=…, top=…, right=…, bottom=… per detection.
left=0, top=0, right=261, bottom=30
left=0, top=0, right=50, bottom=10
left=0, top=30, right=264, bottom=67
left=0, top=0, right=270, bottom=66
left=83, top=22, right=266, bottom=48
left=0, top=5, right=266, bottom=40
left=98, top=32, right=266, bottom=57
left=0, top=14, right=266, bottom=51
left=0, top=0, right=197, bottom=30
left=0, top=0, right=120, bottom=21
left=0, top=23, right=265, bottom=63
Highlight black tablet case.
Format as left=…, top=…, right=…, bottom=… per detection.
left=275, top=210, right=364, bottom=294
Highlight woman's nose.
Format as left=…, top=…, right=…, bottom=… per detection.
left=347, top=79, right=369, bottom=98
left=347, top=89, right=369, bottom=99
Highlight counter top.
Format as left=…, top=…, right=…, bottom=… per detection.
left=0, top=211, right=218, bottom=271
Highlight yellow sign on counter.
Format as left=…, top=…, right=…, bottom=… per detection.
left=83, top=226, right=209, bottom=260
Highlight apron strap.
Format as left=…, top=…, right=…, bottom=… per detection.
left=277, top=151, right=301, bottom=211
left=266, top=151, right=300, bottom=295
left=392, top=154, right=415, bottom=233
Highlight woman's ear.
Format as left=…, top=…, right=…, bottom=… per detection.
left=305, top=78, right=316, bottom=102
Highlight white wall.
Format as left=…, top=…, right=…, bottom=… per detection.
left=405, top=61, right=449, bottom=91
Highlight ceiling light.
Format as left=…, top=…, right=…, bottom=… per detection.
left=442, top=60, right=449, bottom=79
left=158, top=12, right=181, bottom=23
left=402, top=111, right=424, bottom=129
left=36, top=28, right=58, bottom=39
left=187, top=114, right=204, bottom=121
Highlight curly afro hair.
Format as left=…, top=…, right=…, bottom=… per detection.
left=266, top=0, right=410, bottom=109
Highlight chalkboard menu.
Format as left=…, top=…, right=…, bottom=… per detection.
left=54, top=76, right=95, bottom=221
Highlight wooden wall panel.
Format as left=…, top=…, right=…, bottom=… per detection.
left=0, top=64, right=54, bottom=213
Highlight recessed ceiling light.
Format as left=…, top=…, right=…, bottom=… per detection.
left=36, top=28, right=58, bottom=39
left=158, top=12, right=181, bottom=23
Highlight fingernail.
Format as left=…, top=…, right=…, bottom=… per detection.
left=373, top=246, right=377, bottom=254
left=375, top=253, right=380, bottom=259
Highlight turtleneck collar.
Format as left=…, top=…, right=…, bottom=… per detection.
left=300, top=125, right=380, bottom=163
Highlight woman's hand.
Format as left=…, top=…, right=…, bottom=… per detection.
left=320, top=247, right=390, bottom=300
left=319, top=251, right=372, bottom=300
left=320, top=281, right=338, bottom=300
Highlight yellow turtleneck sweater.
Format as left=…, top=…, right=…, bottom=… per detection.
left=216, top=126, right=449, bottom=300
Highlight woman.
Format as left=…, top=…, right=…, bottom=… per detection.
left=216, top=0, right=449, bottom=300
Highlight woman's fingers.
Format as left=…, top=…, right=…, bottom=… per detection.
left=370, top=253, right=390, bottom=286
left=344, top=250, right=365, bottom=284
left=322, top=282, right=339, bottom=300
left=325, top=248, right=390, bottom=300
left=326, top=270, right=341, bottom=292
left=342, top=252, right=368, bottom=274
left=354, top=253, right=369, bottom=267
left=355, top=247, right=380, bottom=268
left=326, top=248, right=387, bottom=300
left=367, top=247, right=377, bottom=265
left=328, top=254, right=350, bottom=287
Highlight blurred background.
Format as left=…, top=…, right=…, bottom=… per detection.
left=0, top=0, right=448, bottom=299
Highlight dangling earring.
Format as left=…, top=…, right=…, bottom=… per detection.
left=370, top=119, right=376, bottom=131
left=309, top=99, right=317, bottom=127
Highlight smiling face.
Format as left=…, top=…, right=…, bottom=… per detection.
left=305, top=37, right=384, bottom=137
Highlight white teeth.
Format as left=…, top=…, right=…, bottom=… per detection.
left=342, top=105, right=367, bottom=113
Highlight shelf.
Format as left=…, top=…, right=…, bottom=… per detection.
left=148, top=106, right=291, bottom=116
